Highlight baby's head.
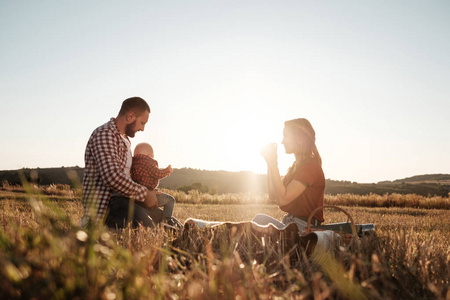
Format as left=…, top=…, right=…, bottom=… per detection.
left=134, top=142, right=154, bottom=158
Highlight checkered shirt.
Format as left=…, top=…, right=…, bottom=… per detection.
left=131, top=154, right=171, bottom=190
left=82, top=118, right=147, bottom=221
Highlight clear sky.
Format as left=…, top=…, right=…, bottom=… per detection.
left=1, top=1, right=449, bottom=183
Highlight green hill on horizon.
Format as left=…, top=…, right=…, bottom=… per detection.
left=0, top=167, right=449, bottom=197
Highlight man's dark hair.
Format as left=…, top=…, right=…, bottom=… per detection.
left=118, top=97, right=151, bottom=116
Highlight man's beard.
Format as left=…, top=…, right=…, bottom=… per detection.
left=125, top=120, right=137, bottom=137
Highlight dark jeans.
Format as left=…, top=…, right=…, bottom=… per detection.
left=105, top=195, right=156, bottom=229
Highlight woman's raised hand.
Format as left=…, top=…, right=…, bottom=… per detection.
left=261, top=143, right=278, bottom=166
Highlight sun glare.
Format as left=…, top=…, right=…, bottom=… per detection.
left=222, top=115, right=281, bottom=174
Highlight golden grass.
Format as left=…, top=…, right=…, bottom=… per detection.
left=0, top=189, right=449, bottom=299
left=168, top=189, right=450, bottom=210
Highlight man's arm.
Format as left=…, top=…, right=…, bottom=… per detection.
left=138, top=189, right=159, bottom=209
left=91, top=128, right=147, bottom=201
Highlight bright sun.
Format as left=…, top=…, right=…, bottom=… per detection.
left=221, top=115, right=282, bottom=174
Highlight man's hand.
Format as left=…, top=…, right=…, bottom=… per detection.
left=139, top=189, right=160, bottom=209
left=167, top=165, right=173, bottom=174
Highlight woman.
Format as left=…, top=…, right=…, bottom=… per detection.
left=253, top=118, right=325, bottom=232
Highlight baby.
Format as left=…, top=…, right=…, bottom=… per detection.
left=131, top=142, right=181, bottom=229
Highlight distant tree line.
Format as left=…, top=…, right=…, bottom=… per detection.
left=0, top=167, right=449, bottom=197
left=176, top=182, right=212, bottom=194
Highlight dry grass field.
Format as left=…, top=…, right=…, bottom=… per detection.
left=0, top=185, right=448, bottom=299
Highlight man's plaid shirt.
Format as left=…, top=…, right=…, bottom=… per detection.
left=82, top=118, right=147, bottom=221
left=131, top=154, right=171, bottom=190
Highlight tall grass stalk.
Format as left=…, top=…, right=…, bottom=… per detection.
left=0, top=185, right=448, bottom=299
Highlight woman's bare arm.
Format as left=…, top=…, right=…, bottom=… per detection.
left=262, top=143, right=307, bottom=206
left=266, top=165, right=276, bottom=200
left=267, top=163, right=307, bottom=206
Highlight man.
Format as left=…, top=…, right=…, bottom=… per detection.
left=80, top=97, right=159, bottom=228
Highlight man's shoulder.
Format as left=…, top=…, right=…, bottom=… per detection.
left=91, top=119, right=117, bottom=136
left=86, top=119, right=120, bottom=148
